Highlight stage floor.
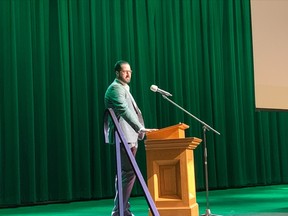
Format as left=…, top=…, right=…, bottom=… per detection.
left=0, top=184, right=287, bottom=215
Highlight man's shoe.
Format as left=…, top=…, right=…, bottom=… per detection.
left=125, top=210, right=134, bottom=216
left=111, top=210, right=134, bottom=216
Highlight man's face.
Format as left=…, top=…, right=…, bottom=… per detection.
left=117, top=63, right=132, bottom=84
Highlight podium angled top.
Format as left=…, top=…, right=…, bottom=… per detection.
left=146, top=123, right=189, bottom=140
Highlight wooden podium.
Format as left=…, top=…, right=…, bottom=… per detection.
left=145, top=123, right=202, bottom=216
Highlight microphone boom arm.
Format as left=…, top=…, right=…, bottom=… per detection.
left=162, top=95, right=220, bottom=135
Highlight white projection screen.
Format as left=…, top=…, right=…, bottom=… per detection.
left=250, top=0, right=288, bottom=111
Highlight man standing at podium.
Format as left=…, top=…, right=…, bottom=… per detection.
left=105, top=60, right=156, bottom=216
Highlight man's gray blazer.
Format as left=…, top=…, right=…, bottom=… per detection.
left=104, top=79, right=145, bottom=145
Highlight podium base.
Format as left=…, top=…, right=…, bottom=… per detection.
left=149, top=204, right=198, bottom=216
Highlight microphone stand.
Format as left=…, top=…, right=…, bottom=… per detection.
left=162, top=95, right=221, bottom=216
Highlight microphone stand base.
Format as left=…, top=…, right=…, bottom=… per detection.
left=201, top=209, right=222, bottom=216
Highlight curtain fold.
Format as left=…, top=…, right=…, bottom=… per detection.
left=0, top=0, right=287, bottom=206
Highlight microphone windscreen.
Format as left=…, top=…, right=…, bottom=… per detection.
left=150, top=85, right=158, bottom=92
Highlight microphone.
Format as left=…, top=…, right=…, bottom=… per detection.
left=150, top=85, right=172, bottom=96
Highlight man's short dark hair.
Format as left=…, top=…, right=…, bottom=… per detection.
left=114, top=60, right=129, bottom=72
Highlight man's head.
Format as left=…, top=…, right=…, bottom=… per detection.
left=114, top=60, right=132, bottom=84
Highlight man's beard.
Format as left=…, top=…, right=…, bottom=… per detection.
left=119, top=76, right=131, bottom=84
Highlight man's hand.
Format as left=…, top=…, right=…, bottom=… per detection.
left=140, top=128, right=158, bottom=133
left=138, top=128, right=158, bottom=140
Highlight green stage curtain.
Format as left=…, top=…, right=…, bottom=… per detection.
left=0, top=0, right=287, bottom=206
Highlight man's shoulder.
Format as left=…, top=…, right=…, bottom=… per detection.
left=105, top=80, right=126, bottom=97
left=107, top=80, right=124, bottom=91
